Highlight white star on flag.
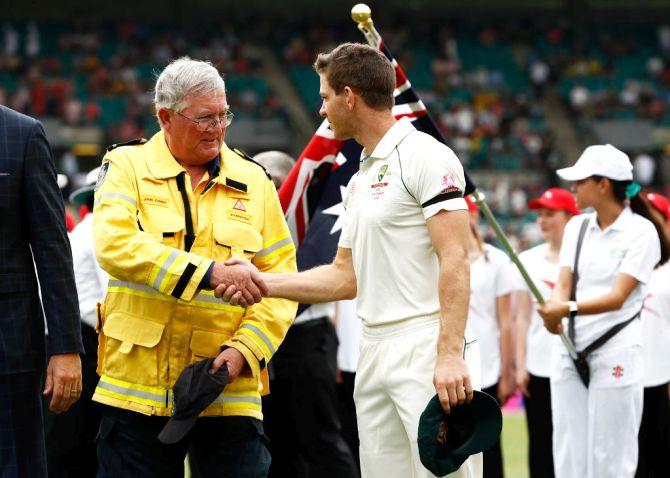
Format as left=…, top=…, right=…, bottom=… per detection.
left=322, top=185, right=347, bottom=235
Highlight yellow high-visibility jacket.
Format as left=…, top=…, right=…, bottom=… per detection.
left=92, top=130, right=297, bottom=419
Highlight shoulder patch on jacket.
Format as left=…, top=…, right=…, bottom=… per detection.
left=233, top=148, right=272, bottom=181
left=106, top=138, right=147, bottom=152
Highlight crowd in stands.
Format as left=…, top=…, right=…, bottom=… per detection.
left=0, top=21, right=287, bottom=147
left=4, top=18, right=670, bottom=249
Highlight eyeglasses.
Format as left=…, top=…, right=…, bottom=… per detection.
left=174, top=110, right=235, bottom=131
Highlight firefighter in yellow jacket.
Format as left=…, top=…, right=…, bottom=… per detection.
left=92, top=57, right=297, bottom=477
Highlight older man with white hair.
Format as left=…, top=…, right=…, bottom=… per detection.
left=93, top=57, right=297, bottom=477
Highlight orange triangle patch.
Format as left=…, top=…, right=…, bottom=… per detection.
left=233, top=200, right=246, bottom=211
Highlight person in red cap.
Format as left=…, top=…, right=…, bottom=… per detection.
left=463, top=195, right=515, bottom=478
left=637, top=192, right=670, bottom=478
left=512, top=188, right=579, bottom=478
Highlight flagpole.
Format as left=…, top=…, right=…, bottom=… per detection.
left=350, top=3, right=579, bottom=360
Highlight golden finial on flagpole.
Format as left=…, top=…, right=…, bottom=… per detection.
left=351, top=4, right=373, bottom=30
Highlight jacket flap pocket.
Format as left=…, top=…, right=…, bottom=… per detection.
left=138, top=209, right=185, bottom=234
left=190, top=329, right=227, bottom=357
left=103, top=313, right=165, bottom=350
left=212, top=222, right=263, bottom=253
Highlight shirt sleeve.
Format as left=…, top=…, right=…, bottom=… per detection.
left=618, top=221, right=661, bottom=284
left=338, top=175, right=357, bottom=250
left=404, top=139, right=468, bottom=220
left=511, top=252, right=531, bottom=293
left=494, top=250, right=515, bottom=297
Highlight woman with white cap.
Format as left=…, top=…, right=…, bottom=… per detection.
left=538, top=144, right=670, bottom=478
left=514, top=188, right=580, bottom=478
left=464, top=196, right=514, bottom=478
left=636, top=192, right=670, bottom=478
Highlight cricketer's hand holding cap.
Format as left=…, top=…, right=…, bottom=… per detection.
left=557, top=144, right=633, bottom=182
left=418, top=391, right=502, bottom=476
left=158, top=358, right=229, bottom=444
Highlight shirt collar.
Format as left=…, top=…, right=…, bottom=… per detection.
left=589, top=206, right=632, bottom=232
left=360, top=117, right=415, bottom=162
left=146, top=130, right=222, bottom=180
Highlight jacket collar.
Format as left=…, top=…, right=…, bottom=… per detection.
left=146, top=130, right=223, bottom=181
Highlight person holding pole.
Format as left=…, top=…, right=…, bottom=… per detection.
left=219, top=42, right=481, bottom=478
left=513, top=188, right=579, bottom=478
left=538, top=144, right=670, bottom=478
left=464, top=196, right=514, bottom=478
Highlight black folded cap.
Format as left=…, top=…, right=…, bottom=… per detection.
left=418, top=391, right=502, bottom=476
left=158, top=358, right=229, bottom=444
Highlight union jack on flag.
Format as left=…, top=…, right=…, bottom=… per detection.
left=278, top=41, right=475, bottom=287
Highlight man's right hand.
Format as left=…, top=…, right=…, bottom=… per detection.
left=209, top=260, right=268, bottom=307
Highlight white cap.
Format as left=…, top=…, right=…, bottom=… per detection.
left=57, top=173, right=68, bottom=189
left=69, top=166, right=101, bottom=206
left=557, top=144, right=633, bottom=182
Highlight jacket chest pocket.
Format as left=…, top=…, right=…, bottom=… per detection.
left=212, top=222, right=263, bottom=261
left=101, top=312, right=165, bottom=387
left=138, top=209, right=185, bottom=249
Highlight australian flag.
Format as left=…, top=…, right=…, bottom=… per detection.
left=278, top=42, right=476, bottom=313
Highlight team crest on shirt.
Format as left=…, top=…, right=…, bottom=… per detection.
left=612, top=365, right=624, bottom=379
left=609, top=247, right=626, bottom=260
left=439, top=172, right=460, bottom=194
left=370, top=164, right=391, bottom=199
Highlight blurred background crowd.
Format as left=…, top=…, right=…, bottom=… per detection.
left=5, top=2, right=670, bottom=252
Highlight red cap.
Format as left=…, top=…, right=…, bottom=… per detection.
left=528, top=188, right=580, bottom=216
left=65, top=210, right=76, bottom=232
left=645, top=192, right=670, bottom=221
left=464, top=195, right=479, bottom=213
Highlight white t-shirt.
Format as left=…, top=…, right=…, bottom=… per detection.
left=336, top=298, right=361, bottom=373
left=514, top=243, right=561, bottom=377
left=70, top=213, right=109, bottom=328
left=558, top=208, right=660, bottom=353
left=468, top=244, right=514, bottom=388
left=641, top=263, right=670, bottom=387
left=339, top=117, right=471, bottom=335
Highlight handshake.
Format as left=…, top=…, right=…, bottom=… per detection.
left=208, top=258, right=269, bottom=307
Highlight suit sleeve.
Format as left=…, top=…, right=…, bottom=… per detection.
left=93, top=152, right=213, bottom=302
left=222, top=177, right=298, bottom=379
left=23, top=121, right=84, bottom=356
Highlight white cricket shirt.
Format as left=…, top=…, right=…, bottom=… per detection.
left=468, top=244, right=514, bottom=388
left=559, top=208, right=660, bottom=352
left=514, top=243, right=561, bottom=377
left=641, top=263, right=670, bottom=387
left=338, top=117, right=470, bottom=328
left=70, top=214, right=109, bottom=328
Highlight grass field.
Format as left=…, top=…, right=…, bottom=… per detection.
left=185, top=411, right=531, bottom=477
left=502, top=411, right=529, bottom=478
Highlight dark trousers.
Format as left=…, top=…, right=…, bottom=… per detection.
left=97, top=406, right=270, bottom=478
left=338, top=371, right=360, bottom=473
left=0, top=371, right=47, bottom=478
left=636, top=382, right=670, bottom=478
left=524, top=374, right=554, bottom=478
left=265, top=318, right=358, bottom=478
left=44, top=324, right=101, bottom=477
left=482, top=383, right=504, bottom=478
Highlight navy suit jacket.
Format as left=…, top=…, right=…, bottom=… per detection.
left=0, top=105, right=83, bottom=375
